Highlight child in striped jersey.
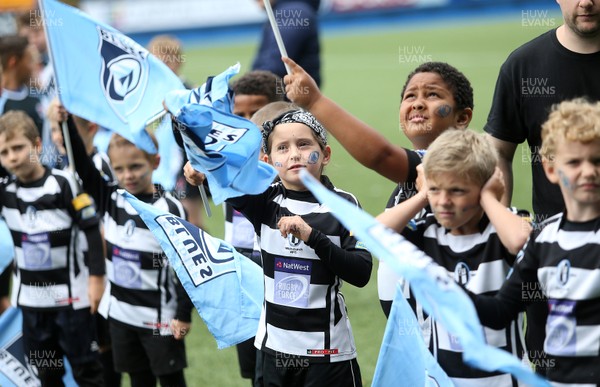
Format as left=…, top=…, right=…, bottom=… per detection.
left=0, top=110, right=105, bottom=386
left=471, top=98, right=600, bottom=385
left=184, top=109, right=372, bottom=387
left=376, top=129, right=532, bottom=386
left=47, top=101, right=122, bottom=386
left=228, top=99, right=297, bottom=387
left=63, top=113, right=193, bottom=387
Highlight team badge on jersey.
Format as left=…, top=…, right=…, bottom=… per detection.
left=98, top=27, right=149, bottom=122
left=287, top=234, right=301, bottom=247
left=453, top=262, right=471, bottom=286
left=124, top=219, right=136, bottom=239
left=557, top=259, right=570, bottom=287
left=25, top=205, right=37, bottom=229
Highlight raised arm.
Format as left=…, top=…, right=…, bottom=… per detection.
left=65, top=115, right=112, bottom=214
left=480, top=167, right=532, bottom=255
left=376, top=165, right=428, bottom=232
left=283, top=56, right=411, bottom=184
left=486, top=134, right=517, bottom=207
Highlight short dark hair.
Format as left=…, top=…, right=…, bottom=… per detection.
left=0, top=35, right=29, bottom=69
left=400, top=62, right=474, bottom=111
left=230, top=70, right=285, bottom=103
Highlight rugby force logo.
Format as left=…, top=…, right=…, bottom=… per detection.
left=98, top=27, right=149, bottom=122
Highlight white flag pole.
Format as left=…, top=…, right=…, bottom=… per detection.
left=263, top=0, right=292, bottom=75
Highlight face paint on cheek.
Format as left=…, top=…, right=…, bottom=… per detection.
left=557, top=169, right=572, bottom=191
left=139, top=170, right=151, bottom=181
left=460, top=205, right=479, bottom=213
left=307, top=151, right=320, bottom=164
left=274, top=162, right=283, bottom=168
left=436, top=105, right=452, bottom=118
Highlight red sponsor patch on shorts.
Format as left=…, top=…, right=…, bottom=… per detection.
left=306, top=349, right=338, bottom=355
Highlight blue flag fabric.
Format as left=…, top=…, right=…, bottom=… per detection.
left=172, top=104, right=277, bottom=204
left=0, top=218, right=14, bottom=273
left=40, top=0, right=185, bottom=154
left=120, top=191, right=264, bottom=349
left=299, top=170, right=550, bottom=387
left=373, top=285, right=454, bottom=387
left=151, top=114, right=183, bottom=190
left=0, top=307, right=77, bottom=387
left=0, top=308, right=35, bottom=387
left=164, top=63, right=239, bottom=116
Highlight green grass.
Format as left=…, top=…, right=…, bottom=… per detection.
left=176, top=13, right=558, bottom=386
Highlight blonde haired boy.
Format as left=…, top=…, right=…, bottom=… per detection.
left=377, top=129, right=532, bottom=386
left=0, top=110, right=105, bottom=385
left=471, top=98, right=600, bottom=385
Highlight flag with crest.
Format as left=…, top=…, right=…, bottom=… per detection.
left=40, top=0, right=184, bottom=153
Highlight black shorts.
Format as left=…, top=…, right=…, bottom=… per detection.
left=261, top=351, right=362, bottom=387
left=236, top=337, right=257, bottom=379
left=21, top=307, right=99, bottom=368
left=0, top=266, right=10, bottom=297
left=109, top=321, right=187, bottom=376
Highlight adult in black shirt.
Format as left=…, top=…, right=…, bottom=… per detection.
left=484, top=0, right=600, bottom=367
left=485, top=1, right=600, bottom=220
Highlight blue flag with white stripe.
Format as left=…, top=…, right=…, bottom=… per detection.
left=0, top=218, right=14, bottom=273
left=40, top=0, right=185, bottom=154
left=373, top=285, right=453, bottom=387
left=0, top=307, right=77, bottom=387
left=172, top=104, right=277, bottom=204
left=299, top=170, right=550, bottom=387
left=121, top=191, right=264, bottom=349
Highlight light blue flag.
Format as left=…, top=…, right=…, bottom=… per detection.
left=373, top=284, right=454, bottom=387
left=120, top=191, right=264, bottom=349
left=151, top=114, right=183, bottom=190
left=299, top=170, right=550, bottom=387
left=40, top=0, right=185, bottom=154
left=172, top=104, right=277, bottom=204
left=0, top=307, right=77, bottom=387
left=0, top=218, right=14, bottom=273
left=164, top=63, right=239, bottom=116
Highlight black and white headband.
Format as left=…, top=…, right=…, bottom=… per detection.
left=261, top=110, right=327, bottom=153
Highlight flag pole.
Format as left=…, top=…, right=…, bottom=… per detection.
left=61, top=121, right=77, bottom=178
left=40, top=0, right=78, bottom=183
left=263, top=0, right=291, bottom=75
left=198, top=185, right=212, bottom=218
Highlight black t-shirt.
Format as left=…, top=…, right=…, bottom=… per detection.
left=484, top=29, right=600, bottom=219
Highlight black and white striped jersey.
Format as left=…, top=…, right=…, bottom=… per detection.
left=99, top=189, right=187, bottom=333
left=404, top=213, right=524, bottom=386
left=1, top=167, right=100, bottom=310
left=90, top=148, right=117, bottom=186
left=378, top=148, right=426, bottom=317
left=224, top=203, right=255, bottom=252
left=66, top=117, right=191, bottom=334
left=228, top=176, right=372, bottom=363
left=475, top=214, right=600, bottom=385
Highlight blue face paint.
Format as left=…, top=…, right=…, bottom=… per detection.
left=274, top=162, right=283, bottom=168
left=308, top=151, right=320, bottom=164
left=557, top=169, right=572, bottom=191
left=436, top=105, right=452, bottom=118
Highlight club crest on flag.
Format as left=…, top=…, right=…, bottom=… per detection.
left=98, top=27, right=149, bottom=122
